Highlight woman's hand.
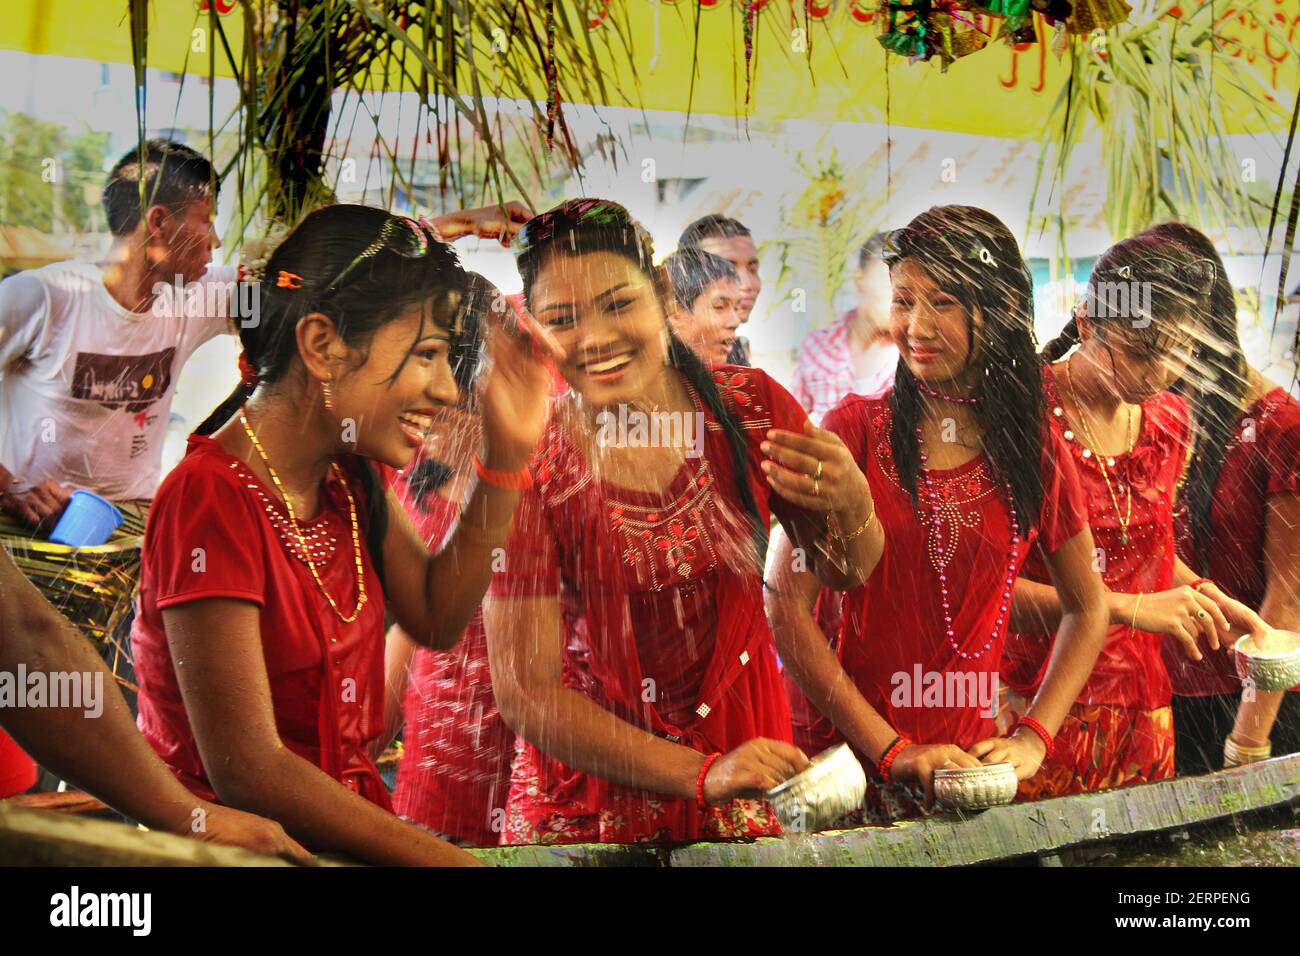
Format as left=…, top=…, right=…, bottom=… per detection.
left=889, top=743, right=983, bottom=807
left=186, top=801, right=314, bottom=864
left=1125, top=586, right=1231, bottom=661
left=476, top=301, right=561, bottom=472
left=431, top=202, right=533, bottom=246
left=761, top=421, right=872, bottom=516
left=1197, top=581, right=1269, bottom=650
left=0, top=475, right=74, bottom=527
left=702, top=738, right=811, bottom=804
left=968, top=732, right=1047, bottom=781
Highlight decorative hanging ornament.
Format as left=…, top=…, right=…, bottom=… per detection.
left=877, top=0, right=990, bottom=71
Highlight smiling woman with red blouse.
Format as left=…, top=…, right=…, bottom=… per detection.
left=130, top=205, right=551, bottom=865
left=482, top=200, right=881, bottom=845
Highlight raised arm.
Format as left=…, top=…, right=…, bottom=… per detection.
left=484, top=593, right=808, bottom=805
left=0, top=549, right=309, bottom=861
left=160, top=598, right=479, bottom=866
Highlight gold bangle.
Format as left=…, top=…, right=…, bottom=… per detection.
left=1130, top=591, right=1144, bottom=632
left=841, top=503, right=878, bottom=543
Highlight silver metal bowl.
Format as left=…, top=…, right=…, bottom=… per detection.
left=765, top=743, right=866, bottom=834
left=1234, top=629, right=1300, bottom=693
left=933, top=762, right=1018, bottom=810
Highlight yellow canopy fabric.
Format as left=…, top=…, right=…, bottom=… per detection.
left=1, top=1, right=1294, bottom=140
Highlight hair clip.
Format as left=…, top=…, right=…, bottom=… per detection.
left=276, top=270, right=304, bottom=289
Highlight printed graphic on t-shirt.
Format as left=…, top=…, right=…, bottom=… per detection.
left=70, top=347, right=176, bottom=414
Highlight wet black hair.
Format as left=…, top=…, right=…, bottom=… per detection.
left=1138, top=222, right=1249, bottom=569
left=882, top=205, right=1045, bottom=527
left=103, top=139, right=218, bottom=236
left=678, top=214, right=753, bottom=249
left=663, top=247, right=739, bottom=312
left=196, top=204, right=471, bottom=591
left=1040, top=234, right=1214, bottom=364
left=516, top=199, right=767, bottom=565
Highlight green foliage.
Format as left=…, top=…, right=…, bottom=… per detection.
left=0, top=113, right=109, bottom=232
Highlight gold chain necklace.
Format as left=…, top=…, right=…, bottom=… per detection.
left=239, top=412, right=368, bottom=623
left=1063, top=358, right=1136, bottom=546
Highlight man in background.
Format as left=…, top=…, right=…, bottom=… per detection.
left=678, top=215, right=762, bottom=366
left=790, top=231, right=897, bottom=424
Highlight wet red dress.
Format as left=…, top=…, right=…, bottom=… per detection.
left=1169, top=387, right=1300, bottom=695
left=1002, top=369, right=1189, bottom=797
left=0, top=730, right=35, bottom=797
left=132, top=436, right=392, bottom=810
left=389, top=481, right=516, bottom=847
left=792, top=390, right=1087, bottom=821
left=488, top=367, right=808, bottom=845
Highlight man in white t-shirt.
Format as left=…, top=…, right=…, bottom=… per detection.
left=0, top=140, right=238, bottom=527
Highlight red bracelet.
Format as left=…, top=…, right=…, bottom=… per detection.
left=696, top=752, right=722, bottom=810
left=1190, top=577, right=1214, bottom=593
left=1012, top=715, right=1055, bottom=760
left=878, top=736, right=910, bottom=783
left=473, top=455, right=534, bottom=490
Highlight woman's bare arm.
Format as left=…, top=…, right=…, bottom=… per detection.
left=161, top=598, right=479, bottom=865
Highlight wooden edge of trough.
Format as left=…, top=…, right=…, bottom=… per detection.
left=4, top=754, right=1298, bottom=867
left=0, top=802, right=322, bottom=867
left=668, top=752, right=1300, bottom=867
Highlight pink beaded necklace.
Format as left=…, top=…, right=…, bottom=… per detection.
left=915, top=423, right=1021, bottom=661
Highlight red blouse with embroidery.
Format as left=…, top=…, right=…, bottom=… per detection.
left=132, top=435, right=392, bottom=810
left=486, top=366, right=809, bottom=845
left=1169, top=387, right=1300, bottom=696
left=389, top=483, right=516, bottom=846
left=794, top=390, right=1087, bottom=757
left=1003, top=369, right=1190, bottom=711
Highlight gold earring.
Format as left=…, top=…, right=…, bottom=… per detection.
left=322, top=380, right=334, bottom=411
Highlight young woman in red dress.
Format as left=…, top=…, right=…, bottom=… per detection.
left=130, top=205, right=552, bottom=865
left=484, top=199, right=880, bottom=845
left=767, top=205, right=1109, bottom=820
left=1143, top=222, right=1300, bottom=773
left=1003, top=233, right=1267, bottom=798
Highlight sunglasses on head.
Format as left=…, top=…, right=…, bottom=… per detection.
left=313, top=216, right=433, bottom=297
left=514, top=199, right=638, bottom=256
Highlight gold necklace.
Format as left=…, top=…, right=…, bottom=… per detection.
left=1063, top=358, right=1137, bottom=546
left=239, top=412, right=368, bottom=623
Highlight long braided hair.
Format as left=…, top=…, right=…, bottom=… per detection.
left=196, top=204, right=471, bottom=592
left=882, top=206, right=1045, bottom=528
left=515, top=198, right=768, bottom=565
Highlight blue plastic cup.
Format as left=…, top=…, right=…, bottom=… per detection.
left=48, top=491, right=124, bottom=547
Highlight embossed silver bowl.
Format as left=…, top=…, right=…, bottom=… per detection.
left=765, top=743, right=867, bottom=834
left=934, top=762, right=1018, bottom=811
left=1235, top=629, right=1300, bottom=693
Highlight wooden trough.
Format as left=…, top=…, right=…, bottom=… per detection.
left=2, top=753, right=1298, bottom=866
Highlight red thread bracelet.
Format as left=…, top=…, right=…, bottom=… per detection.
left=473, top=455, right=534, bottom=490
left=696, top=752, right=722, bottom=809
left=878, top=736, right=910, bottom=783
left=1190, top=577, right=1214, bottom=593
left=1012, top=715, right=1055, bottom=760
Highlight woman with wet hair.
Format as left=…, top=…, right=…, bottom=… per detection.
left=1141, top=222, right=1300, bottom=774
left=1003, top=233, right=1267, bottom=798
left=484, top=199, right=879, bottom=844
left=130, top=206, right=552, bottom=865
left=768, top=205, right=1107, bottom=819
